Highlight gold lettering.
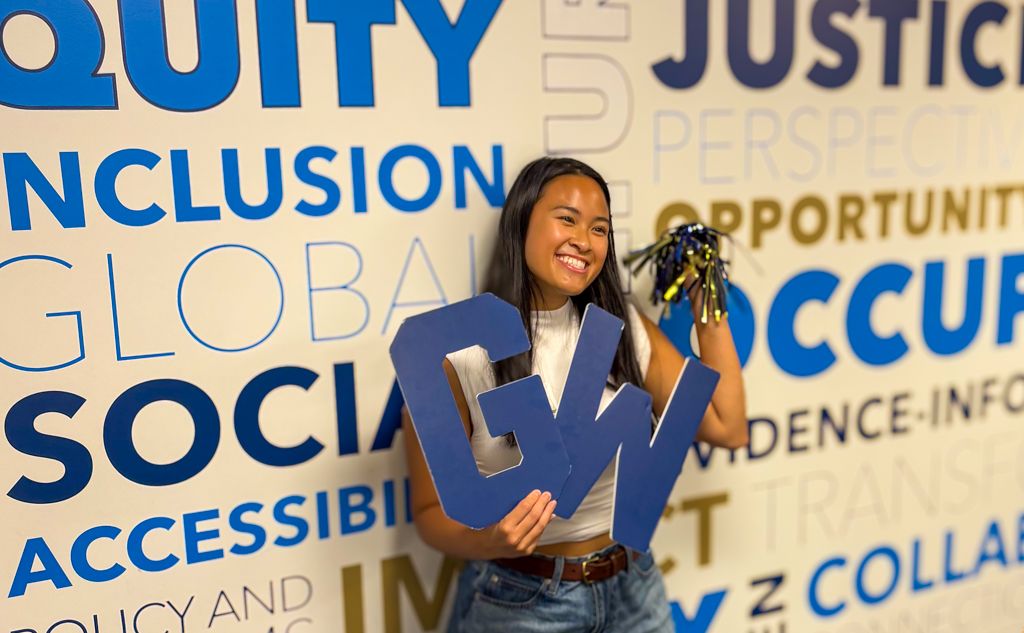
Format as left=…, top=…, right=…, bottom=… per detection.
left=790, top=195, right=828, bottom=245
left=751, top=198, right=782, bottom=249
left=681, top=492, right=729, bottom=566
left=382, top=555, right=463, bottom=633
left=942, top=188, right=970, bottom=233
left=872, top=191, right=898, bottom=239
left=341, top=565, right=365, bottom=633
left=994, top=185, right=1017, bottom=228
left=655, top=202, right=701, bottom=238
left=710, top=200, right=742, bottom=234
left=905, top=190, right=932, bottom=236
left=838, top=194, right=866, bottom=242
left=977, top=187, right=989, bottom=230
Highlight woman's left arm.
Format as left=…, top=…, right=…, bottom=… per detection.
left=638, top=308, right=749, bottom=450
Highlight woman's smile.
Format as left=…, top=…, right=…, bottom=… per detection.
left=555, top=253, right=590, bottom=273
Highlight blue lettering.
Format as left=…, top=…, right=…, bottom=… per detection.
left=4, top=152, right=85, bottom=230
left=0, top=1, right=115, bottom=108
left=390, top=294, right=571, bottom=528
left=854, top=545, right=900, bottom=605
left=8, top=537, right=71, bottom=598
left=94, top=148, right=165, bottom=226
left=350, top=147, right=367, bottom=213
left=171, top=149, right=220, bottom=222
left=119, top=0, right=239, bottom=111
left=453, top=144, right=504, bottom=209
left=256, top=0, right=300, bottom=107
left=235, top=366, right=324, bottom=466
left=306, top=0, right=396, bottom=107
left=910, top=538, right=934, bottom=592
left=652, top=0, right=709, bottom=89
left=228, top=502, right=267, bottom=556
left=669, top=591, right=726, bottom=632
left=183, top=509, right=224, bottom=564
left=70, top=525, right=125, bottom=582
left=126, top=517, right=179, bottom=572
left=306, top=242, right=369, bottom=341
left=272, top=495, right=308, bottom=547
left=807, top=0, right=859, bottom=88
left=222, top=148, right=284, bottom=220
left=943, top=530, right=969, bottom=583
left=177, top=244, right=284, bottom=352
left=370, top=379, right=405, bottom=452
left=315, top=491, right=330, bottom=539
left=107, top=253, right=175, bottom=362
left=960, top=1, right=1008, bottom=88
left=846, top=262, right=912, bottom=366
left=294, top=146, right=340, bottom=216
left=726, top=0, right=795, bottom=89
left=104, top=379, right=220, bottom=486
left=928, top=0, right=948, bottom=85
left=5, top=391, right=90, bottom=504
left=658, top=282, right=755, bottom=368
left=973, top=519, right=1008, bottom=573
left=401, top=0, right=502, bottom=106
left=922, top=257, right=984, bottom=355
left=767, top=270, right=839, bottom=377
left=0, top=255, right=85, bottom=372
left=383, top=480, right=397, bottom=527
left=378, top=144, right=442, bottom=212
left=997, top=253, right=1024, bottom=345
left=339, top=485, right=376, bottom=534
left=868, top=0, right=918, bottom=85
left=549, top=305, right=717, bottom=551
left=381, top=237, right=449, bottom=333
left=334, top=363, right=359, bottom=455
left=807, top=556, right=846, bottom=617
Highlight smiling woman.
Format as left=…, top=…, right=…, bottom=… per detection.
left=400, top=156, right=749, bottom=632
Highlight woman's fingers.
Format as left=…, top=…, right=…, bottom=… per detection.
left=503, top=490, right=542, bottom=528
left=520, top=498, right=557, bottom=553
left=509, top=491, right=553, bottom=546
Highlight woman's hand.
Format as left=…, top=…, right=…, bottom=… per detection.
left=479, top=490, right=557, bottom=559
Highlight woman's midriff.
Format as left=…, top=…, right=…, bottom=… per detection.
left=533, top=532, right=615, bottom=557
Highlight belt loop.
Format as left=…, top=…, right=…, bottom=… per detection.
left=546, top=556, right=564, bottom=596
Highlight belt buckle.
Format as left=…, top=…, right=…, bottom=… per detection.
left=580, top=554, right=602, bottom=584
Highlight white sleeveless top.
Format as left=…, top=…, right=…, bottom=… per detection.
left=446, top=299, right=651, bottom=545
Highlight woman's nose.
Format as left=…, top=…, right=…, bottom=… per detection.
left=569, top=227, right=591, bottom=251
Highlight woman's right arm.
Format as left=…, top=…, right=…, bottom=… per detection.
left=403, top=359, right=558, bottom=560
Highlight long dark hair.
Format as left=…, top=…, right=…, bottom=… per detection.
left=484, top=157, right=645, bottom=420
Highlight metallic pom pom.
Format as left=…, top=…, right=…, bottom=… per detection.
left=623, top=223, right=731, bottom=324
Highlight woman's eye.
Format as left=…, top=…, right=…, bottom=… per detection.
left=593, top=226, right=608, bottom=235
left=560, top=215, right=575, bottom=224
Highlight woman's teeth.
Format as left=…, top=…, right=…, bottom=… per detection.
left=556, top=255, right=587, bottom=272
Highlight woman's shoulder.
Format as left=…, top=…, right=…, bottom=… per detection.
left=445, top=345, right=495, bottom=387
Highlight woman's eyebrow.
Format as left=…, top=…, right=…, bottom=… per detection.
left=551, top=205, right=611, bottom=223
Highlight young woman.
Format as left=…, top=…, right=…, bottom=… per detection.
left=402, top=157, right=748, bottom=632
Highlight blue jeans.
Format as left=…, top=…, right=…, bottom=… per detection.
left=447, top=545, right=673, bottom=632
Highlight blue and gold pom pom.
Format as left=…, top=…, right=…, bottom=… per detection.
left=624, top=223, right=731, bottom=324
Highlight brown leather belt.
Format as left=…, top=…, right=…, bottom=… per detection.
left=493, top=546, right=641, bottom=584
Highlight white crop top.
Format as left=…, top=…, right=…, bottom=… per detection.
left=446, top=298, right=652, bottom=545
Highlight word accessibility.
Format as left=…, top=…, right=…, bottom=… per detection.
left=390, top=294, right=719, bottom=552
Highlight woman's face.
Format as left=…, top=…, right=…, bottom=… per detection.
left=523, top=174, right=611, bottom=310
